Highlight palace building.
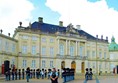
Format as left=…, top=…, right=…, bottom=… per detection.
left=109, top=36, right=118, bottom=72
left=0, top=17, right=110, bottom=74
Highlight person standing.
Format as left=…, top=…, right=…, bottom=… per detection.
left=41, top=69, right=44, bottom=79
left=26, top=67, right=30, bottom=82
left=22, top=69, right=25, bottom=79
left=44, top=69, right=47, bottom=78
left=18, top=69, right=21, bottom=80
left=8, top=68, right=11, bottom=81
left=15, top=69, right=17, bottom=80
left=11, top=69, right=15, bottom=80
left=50, top=68, right=58, bottom=83
left=33, top=69, right=35, bottom=78
left=5, top=71, right=9, bottom=81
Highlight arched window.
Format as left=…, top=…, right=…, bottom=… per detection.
left=59, top=44, right=64, bottom=55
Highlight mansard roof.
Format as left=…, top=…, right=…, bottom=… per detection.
left=31, top=22, right=100, bottom=40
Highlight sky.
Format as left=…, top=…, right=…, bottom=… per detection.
left=0, top=0, right=118, bottom=43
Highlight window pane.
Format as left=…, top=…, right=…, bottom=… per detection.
left=59, top=44, right=64, bottom=55
left=42, top=47, right=46, bottom=55
left=50, top=47, right=54, bottom=56
left=32, top=46, right=36, bottom=55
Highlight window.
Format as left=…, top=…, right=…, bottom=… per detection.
left=42, top=47, right=46, bottom=55
left=42, top=60, right=46, bottom=68
left=32, top=46, right=36, bottom=55
left=50, top=47, right=54, bottom=56
left=99, top=52, right=102, bottom=59
left=104, top=52, right=106, bottom=59
left=59, top=44, right=64, bottom=55
left=50, top=38, right=54, bottom=43
left=32, top=36, right=37, bottom=41
left=92, top=51, right=95, bottom=58
left=93, top=63, right=95, bottom=69
left=12, top=59, right=15, bottom=65
left=12, top=44, right=16, bottom=52
left=42, top=37, right=46, bottom=42
left=22, top=60, right=27, bottom=67
left=99, top=64, right=101, bottom=71
left=70, top=46, right=74, bottom=56
left=22, top=35, right=28, bottom=39
left=5, top=41, right=9, bottom=52
left=50, top=61, right=53, bottom=68
left=88, top=62, right=90, bottom=68
left=22, top=45, right=27, bottom=54
left=79, top=46, right=83, bottom=56
left=110, top=64, right=115, bottom=71
left=105, top=63, right=107, bottom=69
left=31, top=60, right=36, bottom=68
left=87, top=50, right=90, bottom=58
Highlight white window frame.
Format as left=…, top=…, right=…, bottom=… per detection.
left=42, top=47, right=46, bottom=55
left=22, top=60, right=27, bottom=68
left=50, top=38, right=54, bottom=43
left=32, top=46, right=36, bottom=55
left=70, top=46, right=74, bottom=56
left=32, top=36, right=37, bottom=41
left=42, top=37, right=46, bottom=42
left=22, top=45, right=27, bottom=54
left=50, top=47, right=54, bottom=56
left=59, top=44, right=64, bottom=55
left=50, top=61, right=53, bottom=68
left=42, top=60, right=46, bottom=68
left=31, top=60, right=36, bottom=68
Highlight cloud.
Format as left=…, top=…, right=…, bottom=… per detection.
left=0, top=0, right=34, bottom=36
left=46, top=0, right=118, bottom=42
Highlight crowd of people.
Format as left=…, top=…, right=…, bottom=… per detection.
left=5, top=67, right=60, bottom=82
left=5, top=67, right=93, bottom=83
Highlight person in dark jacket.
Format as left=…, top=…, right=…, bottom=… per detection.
left=22, top=69, right=25, bottom=79
left=18, top=69, right=21, bottom=80
left=33, top=69, right=35, bottom=78
left=5, top=71, right=9, bottom=81
left=26, top=67, right=30, bottom=82
left=85, top=68, right=89, bottom=80
left=30, top=69, right=33, bottom=79
left=44, top=69, right=47, bottom=78
left=50, top=68, right=58, bottom=83
left=15, top=69, right=17, bottom=80
left=8, top=68, right=11, bottom=81
left=12, top=69, right=15, bottom=80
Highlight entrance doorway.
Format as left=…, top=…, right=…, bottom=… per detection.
left=81, top=62, right=85, bottom=73
left=61, top=61, right=65, bottom=69
left=4, top=60, right=10, bottom=73
left=71, top=61, right=76, bottom=72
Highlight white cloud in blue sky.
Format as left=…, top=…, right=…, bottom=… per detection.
left=0, top=0, right=34, bottom=36
left=46, top=0, right=118, bottom=42
left=0, top=0, right=118, bottom=42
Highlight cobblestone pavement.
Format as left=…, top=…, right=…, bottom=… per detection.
left=0, top=75, right=118, bottom=83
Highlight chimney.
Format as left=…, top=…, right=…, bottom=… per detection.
left=76, top=25, right=81, bottom=30
left=29, top=22, right=31, bottom=28
left=19, top=22, right=22, bottom=27
left=101, top=35, right=103, bottom=39
left=106, top=36, right=108, bottom=41
left=0, top=29, right=3, bottom=34
left=38, top=17, right=43, bottom=23
left=8, top=33, right=10, bottom=37
left=59, top=21, right=63, bottom=27
left=96, top=35, right=98, bottom=38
